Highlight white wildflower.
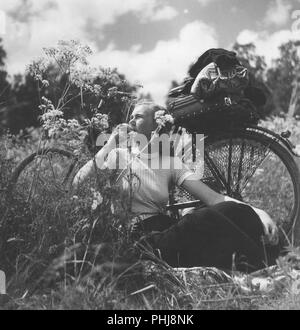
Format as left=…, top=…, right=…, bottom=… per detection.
left=42, top=80, right=50, bottom=87
left=156, top=118, right=165, bottom=127
left=111, top=203, right=115, bottom=214
left=48, top=128, right=56, bottom=138
left=74, top=149, right=81, bottom=157
left=108, top=87, right=118, bottom=97
left=41, top=109, right=63, bottom=122
left=35, top=74, right=42, bottom=81
left=154, top=110, right=166, bottom=119
left=91, top=200, right=98, bottom=211
left=91, top=113, right=109, bottom=130
left=165, top=114, right=175, bottom=124
left=6, top=150, right=14, bottom=160
left=67, top=119, right=80, bottom=130
left=39, top=105, right=47, bottom=111
left=91, top=189, right=104, bottom=211
left=154, top=110, right=175, bottom=128
left=27, top=57, right=49, bottom=79
left=294, top=144, right=300, bottom=156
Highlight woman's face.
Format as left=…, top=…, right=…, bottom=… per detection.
left=129, top=105, right=157, bottom=140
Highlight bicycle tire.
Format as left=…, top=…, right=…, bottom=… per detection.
left=177, top=129, right=300, bottom=246
left=8, top=148, right=78, bottom=203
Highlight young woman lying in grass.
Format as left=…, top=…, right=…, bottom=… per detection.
left=72, top=101, right=279, bottom=273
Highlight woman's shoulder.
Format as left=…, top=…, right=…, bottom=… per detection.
left=104, top=148, right=130, bottom=169
left=165, top=155, right=184, bottom=168
left=108, top=147, right=130, bottom=157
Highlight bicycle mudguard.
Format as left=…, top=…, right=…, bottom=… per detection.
left=246, top=126, right=299, bottom=156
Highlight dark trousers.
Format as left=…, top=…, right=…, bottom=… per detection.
left=136, top=202, right=280, bottom=273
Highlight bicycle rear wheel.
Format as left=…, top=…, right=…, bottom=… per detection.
left=203, top=129, right=300, bottom=245
left=8, top=148, right=78, bottom=205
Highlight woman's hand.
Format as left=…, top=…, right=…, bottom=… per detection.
left=223, top=196, right=279, bottom=244
left=108, top=124, right=134, bottom=147
left=71, top=124, right=133, bottom=192
left=181, top=179, right=280, bottom=245
left=253, top=208, right=279, bottom=245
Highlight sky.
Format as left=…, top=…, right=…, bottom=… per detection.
left=0, top=0, right=300, bottom=103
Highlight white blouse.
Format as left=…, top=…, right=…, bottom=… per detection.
left=103, top=148, right=202, bottom=217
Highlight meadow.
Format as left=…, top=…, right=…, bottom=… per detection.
left=0, top=115, right=300, bottom=310
left=1, top=40, right=300, bottom=310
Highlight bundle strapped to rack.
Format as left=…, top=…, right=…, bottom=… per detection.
left=167, top=94, right=260, bottom=133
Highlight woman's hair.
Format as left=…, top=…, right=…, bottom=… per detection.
left=135, top=100, right=175, bottom=156
left=134, top=100, right=171, bottom=124
left=134, top=100, right=167, bottom=114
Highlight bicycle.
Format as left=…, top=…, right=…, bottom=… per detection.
left=7, top=92, right=137, bottom=204
left=7, top=93, right=300, bottom=246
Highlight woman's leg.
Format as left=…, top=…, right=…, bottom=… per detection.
left=151, top=202, right=277, bottom=272
left=209, top=202, right=280, bottom=268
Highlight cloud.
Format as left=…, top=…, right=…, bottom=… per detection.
left=0, top=0, right=26, bottom=12
left=0, top=0, right=181, bottom=75
left=237, top=29, right=260, bottom=44
left=264, top=0, right=292, bottom=27
left=196, top=0, right=218, bottom=6
left=90, top=21, right=218, bottom=103
left=0, top=0, right=218, bottom=103
left=236, top=28, right=300, bottom=65
left=151, top=6, right=178, bottom=22
left=1, top=0, right=179, bottom=27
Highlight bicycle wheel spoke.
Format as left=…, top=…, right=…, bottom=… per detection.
left=63, top=160, right=77, bottom=185
left=47, top=153, right=58, bottom=183
left=204, top=140, right=235, bottom=194
left=12, top=149, right=78, bottom=206
left=237, top=142, right=272, bottom=194
left=235, top=139, right=245, bottom=195
left=207, top=137, right=272, bottom=197
left=203, top=131, right=300, bottom=238
left=227, top=138, right=233, bottom=195
left=204, top=150, right=228, bottom=192
left=27, top=157, right=46, bottom=201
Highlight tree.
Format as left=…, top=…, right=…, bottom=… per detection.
left=4, top=73, right=40, bottom=134
left=233, top=43, right=267, bottom=81
left=82, top=68, right=138, bottom=127
left=3, top=40, right=138, bottom=134
left=0, top=38, right=10, bottom=96
left=266, top=41, right=300, bottom=117
left=0, top=39, right=12, bottom=134
left=232, top=42, right=274, bottom=118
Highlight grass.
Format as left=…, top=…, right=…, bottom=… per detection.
left=0, top=116, right=300, bottom=310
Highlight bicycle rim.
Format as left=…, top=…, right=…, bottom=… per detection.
left=204, top=130, right=300, bottom=243
left=9, top=148, right=78, bottom=205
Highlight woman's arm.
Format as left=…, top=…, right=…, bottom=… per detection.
left=182, top=178, right=278, bottom=242
left=72, top=141, right=114, bottom=192
left=72, top=123, right=132, bottom=192
left=222, top=195, right=278, bottom=242
left=181, top=177, right=222, bottom=206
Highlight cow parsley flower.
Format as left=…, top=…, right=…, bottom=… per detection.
left=154, top=110, right=175, bottom=128
left=91, top=189, right=104, bottom=211
left=43, top=40, right=93, bottom=74
left=42, top=80, right=50, bottom=87
left=91, top=113, right=109, bottom=131
left=27, top=57, right=49, bottom=81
